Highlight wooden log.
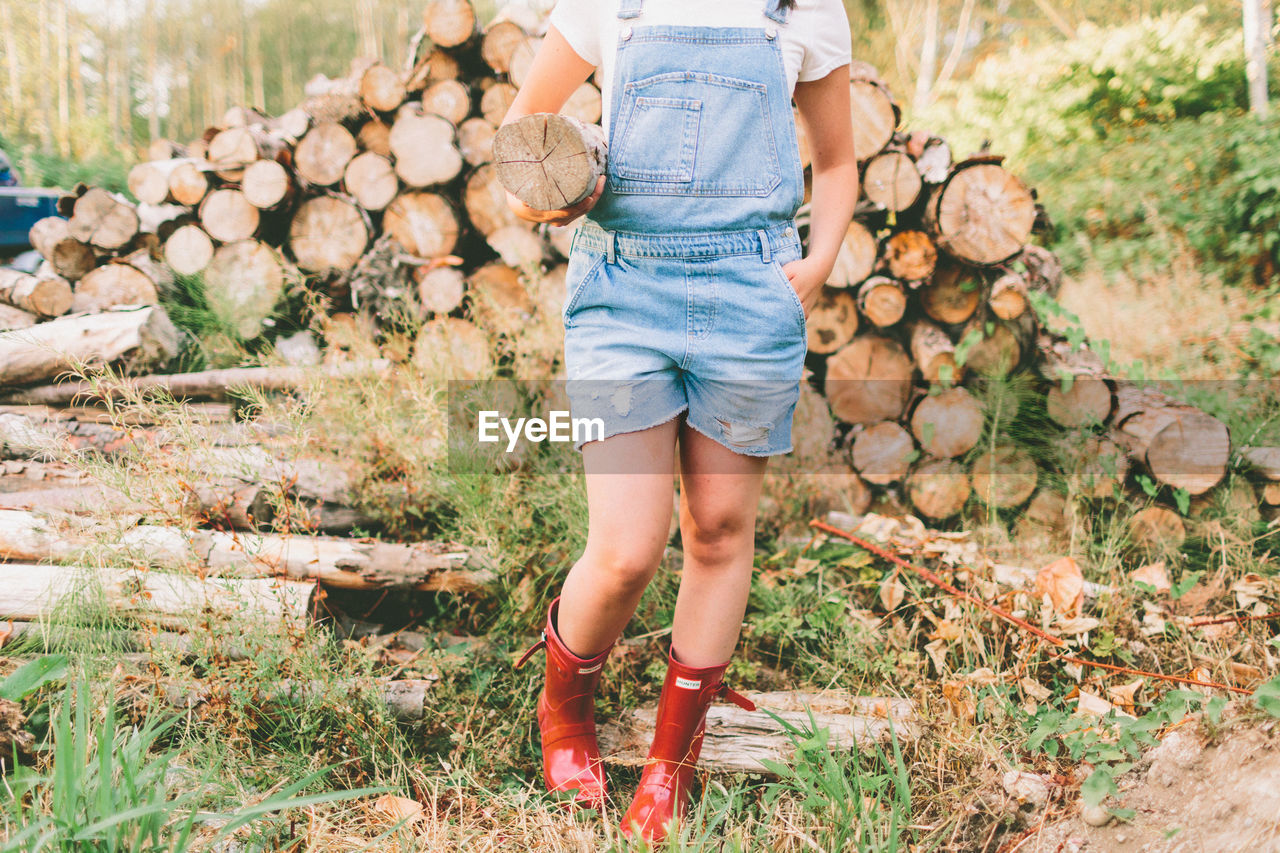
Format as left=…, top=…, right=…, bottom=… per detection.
left=1241, top=447, right=1280, bottom=481
left=823, top=335, right=915, bottom=425
left=72, top=262, right=159, bottom=312
left=412, top=317, right=494, bottom=380
left=1018, top=244, right=1063, bottom=299
left=970, top=444, right=1038, bottom=508
left=883, top=230, right=937, bottom=282
left=206, top=125, right=286, bottom=182
left=273, top=108, right=312, bottom=143
left=1038, top=333, right=1114, bottom=427
left=481, top=18, right=529, bottom=74
left=423, top=0, right=477, bottom=47
left=220, top=105, right=270, bottom=129
left=300, top=74, right=368, bottom=126
left=68, top=188, right=140, bottom=251
left=0, top=305, right=37, bottom=331
left=0, top=306, right=178, bottom=389
left=167, top=160, right=213, bottom=206
left=163, top=225, right=216, bottom=278
left=599, top=691, right=918, bottom=775
left=457, top=117, right=497, bottom=166
left=959, top=315, right=1030, bottom=378
left=344, top=152, right=400, bottom=212
left=910, top=320, right=962, bottom=384
left=827, top=221, right=877, bottom=288
left=407, top=49, right=460, bottom=92
left=127, top=158, right=204, bottom=205
left=1111, top=384, right=1230, bottom=496
left=480, top=82, right=518, bottom=127
left=28, top=217, right=96, bottom=282
left=389, top=107, right=462, bottom=187
left=920, top=259, right=981, bottom=324
left=926, top=161, right=1036, bottom=265
left=464, top=163, right=525, bottom=236
left=201, top=241, right=288, bottom=340
left=0, top=267, right=73, bottom=318
left=0, top=360, right=393, bottom=406
left=199, top=188, right=260, bottom=242
left=906, top=458, right=971, bottom=520
left=507, top=36, right=542, bottom=88
left=136, top=202, right=191, bottom=241
left=415, top=265, right=466, bottom=316
left=0, top=563, right=314, bottom=628
left=494, top=113, right=608, bottom=210
left=851, top=421, right=915, bottom=485
left=466, top=261, right=533, bottom=338
left=805, top=287, right=859, bottom=355
left=241, top=159, right=295, bottom=210
left=487, top=224, right=545, bottom=268
left=862, top=149, right=922, bottom=211
left=357, top=118, right=393, bottom=157
left=1128, top=505, right=1186, bottom=553
left=295, top=122, right=358, bottom=187
left=163, top=678, right=438, bottom=723
left=910, top=386, right=982, bottom=459
left=848, top=79, right=897, bottom=161
left=289, top=195, right=371, bottom=272
left=421, top=79, right=471, bottom=126
left=856, top=276, right=906, bottom=328
left=384, top=191, right=459, bottom=258
left=359, top=62, right=408, bottom=112
left=147, top=138, right=188, bottom=160
left=909, top=132, right=952, bottom=184
left=562, top=82, right=604, bottom=125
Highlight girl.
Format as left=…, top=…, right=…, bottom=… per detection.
left=507, top=0, right=856, bottom=841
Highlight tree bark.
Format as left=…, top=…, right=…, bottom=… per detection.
left=202, top=240, right=288, bottom=340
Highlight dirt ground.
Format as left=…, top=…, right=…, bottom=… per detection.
left=1033, top=716, right=1280, bottom=853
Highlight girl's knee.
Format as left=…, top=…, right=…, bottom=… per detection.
left=579, top=545, right=663, bottom=595
left=680, top=508, right=754, bottom=562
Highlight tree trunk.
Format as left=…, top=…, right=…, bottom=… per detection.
left=805, top=287, right=860, bottom=355
left=988, top=270, right=1029, bottom=320
left=242, top=159, right=295, bottom=210
left=164, top=225, right=216, bottom=277
left=1111, top=384, right=1230, bottom=495
left=359, top=62, right=408, bottom=112
left=1128, top=505, right=1186, bottom=554
left=289, top=195, right=372, bottom=272
left=466, top=261, right=533, bottom=339
left=481, top=18, right=530, bottom=74
left=848, top=79, right=898, bottom=162
left=0, top=306, right=180, bottom=387
left=206, top=125, right=287, bottom=182
left=202, top=241, right=288, bottom=340
left=0, top=305, right=37, bottom=332
left=480, top=82, right=518, bottom=127
left=823, top=335, right=915, bottom=425
left=561, top=82, right=604, bottom=125
left=920, top=259, right=981, bottom=324
left=422, top=0, right=476, bottom=47
left=906, top=457, right=971, bottom=520
left=464, top=163, right=525, bottom=236
left=199, top=188, right=260, bottom=243
left=970, top=444, right=1038, bottom=508
left=389, top=106, right=462, bottom=187
left=1244, top=0, right=1271, bottom=117
left=412, top=317, right=493, bottom=380
left=494, top=113, right=608, bottom=210
left=926, top=161, right=1036, bottom=265
left=383, top=191, right=460, bottom=258
left=168, top=160, right=214, bottom=206
left=415, top=266, right=466, bottom=316
left=28, top=217, right=96, bottom=283
left=72, top=262, right=159, bottom=312
left=486, top=225, right=546, bottom=268
left=828, top=221, right=878, bottom=288
left=909, top=386, right=982, bottom=459
left=909, top=320, right=961, bottom=383
left=295, top=122, right=359, bottom=187
left=344, top=152, right=400, bottom=212
left=420, top=79, right=471, bottom=126
left=851, top=421, right=915, bottom=485
left=457, top=117, right=496, bottom=166
left=1037, top=333, right=1114, bottom=427
left=883, top=230, right=937, bottom=282
left=863, top=150, right=922, bottom=212
left=0, top=268, right=73, bottom=318
left=856, top=276, right=907, bottom=328
left=68, top=188, right=140, bottom=251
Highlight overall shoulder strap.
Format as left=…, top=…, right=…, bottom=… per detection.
left=618, top=0, right=644, bottom=20
left=763, top=0, right=792, bottom=25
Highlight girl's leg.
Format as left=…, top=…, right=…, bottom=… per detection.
left=556, top=418, right=681, bottom=657
left=670, top=423, right=768, bottom=667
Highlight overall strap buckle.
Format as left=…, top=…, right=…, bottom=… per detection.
left=763, top=0, right=791, bottom=25
left=618, top=0, right=643, bottom=20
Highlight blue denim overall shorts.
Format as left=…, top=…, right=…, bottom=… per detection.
left=561, top=0, right=808, bottom=457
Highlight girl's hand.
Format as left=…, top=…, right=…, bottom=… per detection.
left=505, top=176, right=606, bottom=227
left=779, top=256, right=829, bottom=318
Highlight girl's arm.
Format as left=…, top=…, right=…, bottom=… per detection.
left=783, top=66, right=858, bottom=314
left=501, top=27, right=604, bottom=226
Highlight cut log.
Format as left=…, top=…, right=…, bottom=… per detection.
left=906, top=458, right=971, bottom=520
left=828, top=221, right=877, bottom=288
left=198, top=188, right=260, bottom=242
left=959, top=315, right=1030, bottom=378
left=68, top=188, right=140, bottom=251
left=970, top=444, right=1038, bottom=508
left=343, top=152, right=400, bottom=212
left=479, top=81, right=518, bottom=127
left=0, top=360, right=392, bottom=406
left=241, top=159, right=295, bottom=210
left=494, top=113, right=608, bottom=211
left=805, top=287, right=859, bottom=355
left=359, top=62, right=408, bottom=112
left=422, top=0, right=477, bottom=47
left=0, top=563, right=314, bottom=628
left=289, top=195, right=371, bottom=272
left=466, top=261, right=533, bottom=338
left=562, top=82, right=604, bottom=125
left=220, top=105, right=269, bottom=129
left=988, top=270, right=1029, bottom=320
left=1111, top=384, right=1230, bottom=495
left=481, top=18, right=529, bottom=74
left=421, top=79, right=471, bottom=126
left=463, top=163, right=525, bottom=236
left=823, top=335, right=915, bottom=425
left=851, top=421, right=915, bottom=485
left=1038, top=333, right=1114, bottom=427
left=599, top=691, right=917, bottom=775
left=910, top=386, right=983, bottom=459
left=295, top=122, right=358, bottom=187
left=1018, top=244, right=1063, bottom=299
left=206, top=125, right=286, bottom=181
left=273, top=108, right=312, bottom=143
left=383, top=191, right=459, bottom=258
left=912, top=133, right=952, bottom=183
left=72, top=262, right=159, bottom=312
left=1063, top=434, right=1130, bottom=499
left=357, top=118, right=393, bottom=157
left=415, top=266, right=466, bottom=316
left=921, top=259, right=982, bottom=324
left=457, top=117, right=496, bottom=166
left=862, top=149, right=922, bottom=211
left=883, top=230, right=937, bottom=282
left=1241, top=446, right=1280, bottom=481
left=910, top=320, right=962, bottom=384
left=856, top=276, right=906, bottom=328
left=147, top=138, right=188, bottom=160
left=0, top=267, right=73, bottom=318
left=389, top=107, right=462, bottom=187
left=848, top=79, right=897, bottom=161
left=412, top=317, right=494, bottom=380
left=163, top=225, right=216, bottom=277
left=408, top=49, right=460, bottom=92
left=507, top=36, right=542, bottom=89
left=1128, top=505, right=1186, bottom=553
left=926, top=161, right=1036, bottom=265
left=0, top=305, right=179, bottom=388
left=487, top=224, right=545, bottom=268
left=127, top=158, right=205, bottom=205
left=167, top=160, right=213, bottom=206
left=0, top=305, right=37, bottom=331
left=202, top=240, right=288, bottom=340
left=28, top=217, right=96, bottom=282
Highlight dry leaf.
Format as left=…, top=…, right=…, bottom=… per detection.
left=924, top=637, right=951, bottom=674
left=1035, top=557, right=1084, bottom=617
left=1130, top=561, right=1171, bottom=594
left=879, top=571, right=906, bottom=612
left=928, top=619, right=963, bottom=643
left=941, top=680, right=976, bottom=723
left=1232, top=573, right=1269, bottom=609
left=1020, top=678, right=1052, bottom=702
left=1106, top=680, right=1143, bottom=714
left=789, top=556, right=820, bottom=578
left=964, top=667, right=999, bottom=686
left=1075, top=689, right=1133, bottom=718
left=372, top=795, right=423, bottom=824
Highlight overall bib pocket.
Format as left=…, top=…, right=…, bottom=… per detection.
left=610, top=71, right=782, bottom=198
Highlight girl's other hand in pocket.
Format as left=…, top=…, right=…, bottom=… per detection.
left=779, top=257, right=827, bottom=318
left=506, top=176, right=606, bottom=227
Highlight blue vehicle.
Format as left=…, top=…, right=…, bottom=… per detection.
left=0, top=187, right=63, bottom=250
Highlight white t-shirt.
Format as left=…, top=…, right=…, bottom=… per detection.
left=548, top=0, right=852, bottom=135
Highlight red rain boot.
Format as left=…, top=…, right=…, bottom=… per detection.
left=516, top=597, right=612, bottom=808
left=620, top=647, right=756, bottom=843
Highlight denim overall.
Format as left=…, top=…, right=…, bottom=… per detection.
left=562, top=0, right=808, bottom=459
